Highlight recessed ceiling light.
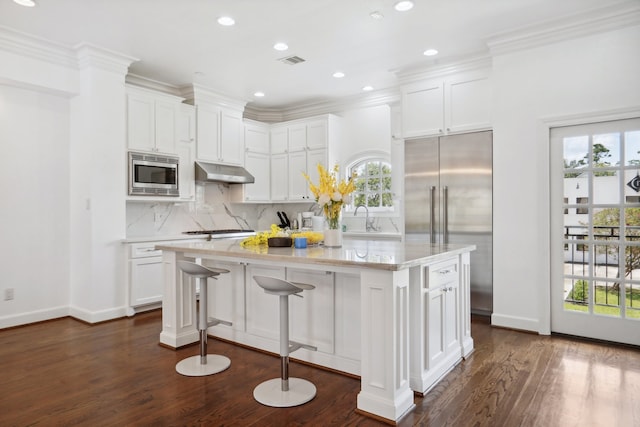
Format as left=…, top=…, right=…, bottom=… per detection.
left=13, top=0, right=36, bottom=6
left=217, top=16, right=235, bottom=26
left=394, top=1, right=414, bottom=12
left=362, top=85, right=374, bottom=92
left=369, top=11, right=384, bottom=20
left=333, top=71, right=345, bottom=79
left=254, top=91, right=265, bottom=97
left=273, top=42, right=289, bottom=51
left=423, top=49, right=439, bottom=56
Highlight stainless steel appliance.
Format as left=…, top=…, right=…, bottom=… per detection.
left=404, top=131, right=493, bottom=315
left=129, top=151, right=179, bottom=196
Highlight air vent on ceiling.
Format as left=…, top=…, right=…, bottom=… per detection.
left=279, top=55, right=306, bottom=65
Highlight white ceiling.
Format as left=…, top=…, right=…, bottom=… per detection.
left=0, top=0, right=629, bottom=110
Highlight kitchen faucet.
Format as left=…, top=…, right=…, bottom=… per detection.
left=354, top=205, right=375, bottom=232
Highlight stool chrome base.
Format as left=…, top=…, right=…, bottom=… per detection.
left=253, top=377, right=317, bottom=407
left=175, top=354, right=231, bottom=377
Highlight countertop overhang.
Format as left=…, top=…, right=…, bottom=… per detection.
left=156, top=238, right=475, bottom=271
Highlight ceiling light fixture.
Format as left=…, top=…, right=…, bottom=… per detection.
left=423, top=49, right=439, bottom=56
left=333, top=71, right=345, bottom=79
left=254, top=91, right=265, bottom=97
left=273, top=42, right=289, bottom=51
left=394, top=1, right=414, bottom=12
left=217, top=16, right=235, bottom=26
left=362, top=85, right=374, bottom=92
left=13, top=0, right=36, bottom=6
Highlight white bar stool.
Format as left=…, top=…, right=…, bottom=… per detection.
left=175, top=260, right=232, bottom=377
left=252, top=275, right=318, bottom=407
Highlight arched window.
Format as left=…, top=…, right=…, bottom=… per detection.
left=349, top=158, right=393, bottom=210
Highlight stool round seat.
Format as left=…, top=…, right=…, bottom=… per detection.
left=175, top=261, right=231, bottom=377
left=252, top=275, right=317, bottom=407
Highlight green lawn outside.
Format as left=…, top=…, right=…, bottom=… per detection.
left=565, top=286, right=640, bottom=319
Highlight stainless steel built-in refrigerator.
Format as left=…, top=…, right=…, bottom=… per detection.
left=404, top=131, right=493, bottom=315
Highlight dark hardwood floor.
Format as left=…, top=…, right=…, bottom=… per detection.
left=1, top=311, right=638, bottom=426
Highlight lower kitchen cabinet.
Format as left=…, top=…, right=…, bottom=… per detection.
left=126, top=242, right=164, bottom=316
left=410, top=255, right=469, bottom=394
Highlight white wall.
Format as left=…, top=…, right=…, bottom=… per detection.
left=491, top=24, right=640, bottom=332
left=0, top=85, right=71, bottom=324
left=338, top=104, right=391, bottom=167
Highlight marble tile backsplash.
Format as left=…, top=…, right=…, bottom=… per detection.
left=126, top=182, right=400, bottom=237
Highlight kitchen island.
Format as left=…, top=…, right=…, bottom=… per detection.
left=156, top=238, right=475, bottom=422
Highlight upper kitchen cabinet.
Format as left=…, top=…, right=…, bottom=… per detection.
left=242, top=120, right=271, bottom=202
left=269, top=114, right=338, bottom=202
left=176, top=104, right=196, bottom=201
left=126, top=85, right=185, bottom=154
left=188, top=85, right=247, bottom=166
left=401, top=69, right=491, bottom=138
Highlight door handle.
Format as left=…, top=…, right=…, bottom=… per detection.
left=443, top=186, right=449, bottom=244
left=430, top=186, right=436, bottom=244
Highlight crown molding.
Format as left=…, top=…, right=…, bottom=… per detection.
left=396, top=54, right=492, bottom=86
left=0, top=25, right=76, bottom=68
left=244, top=87, right=401, bottom=122
left=74, top=43, right=138, bottom=76
left=125, top=73, right=184, bottom=97
left=487, top=1, right=640, bottom=56
left=181, top=83, right=248, bottom=111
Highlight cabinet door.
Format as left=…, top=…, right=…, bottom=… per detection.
left=196, top=105, right=220, bottom=161
left=270, top=153, right=288, bottom=201
left=288, top=269, right=335, bottom=353
left=445, top=76, right=491, bottom=134
left=154, top=100, right=176, bottom=154
left=205, top=261, right=244, bottom=331
left=176, top=137, right=196, bottom=201
left=129, top=256, right=163, bottom=306
left=177, top=104, right=196, bottom=144
left=426, top=286, right=447, bottom=370
left=127, top=93, right=155, bottom=152
left=220, top=109, right=243, bottom=165
left=443, top=284, right=460, bottom=356
left=288, top=150, right=308, bottom=200
left=245, top=123, right=269, bottom=153
left=288, top=124, right=307, bottom=152
left=306, top=148, right=327, bottom=190
left=245, top=264, right=285, bottom=340
left=306, top=120, right=328, bottom=150
left=402, top=81, right=444, bottom=138
left=244, top=151, right=270, bottom=201
left=270, top=126, right=288, bottom=154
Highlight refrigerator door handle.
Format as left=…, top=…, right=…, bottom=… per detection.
left=430, top=186, right=436, bottom=244
left=443, top=186, right=449, bottom=244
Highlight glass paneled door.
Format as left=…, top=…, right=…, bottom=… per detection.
left=550, top=118, right=640, bottom=346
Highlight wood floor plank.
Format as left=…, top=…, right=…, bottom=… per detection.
left=1, top=311, right=638, bottom=426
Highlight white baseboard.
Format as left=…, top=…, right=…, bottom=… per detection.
left=68, top=305, right=128, bottom=324
left=0, top=306, right=69, bottom=329
left=491, top=312, right=540, bottom=333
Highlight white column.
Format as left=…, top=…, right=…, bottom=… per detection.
left=357, top=268, right=414, bottom=422
left=460, top=252, right=474, bottom=357
left=159, top=251, right=199, bottom=348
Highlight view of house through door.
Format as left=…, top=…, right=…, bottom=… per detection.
left=550, top=117, right=640, bottom=346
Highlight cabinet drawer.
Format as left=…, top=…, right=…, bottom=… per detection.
left=130, top=242, right=163, bottom=258
left=426, top=259, right=459, bottom=289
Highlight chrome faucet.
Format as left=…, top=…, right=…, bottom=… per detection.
left=354, top=205, right=375, bottom=232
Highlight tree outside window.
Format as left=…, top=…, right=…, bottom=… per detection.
left=349, top=159, right=393, bottom=209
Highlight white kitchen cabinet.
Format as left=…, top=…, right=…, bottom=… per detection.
left=204, top=260, right=245, bottom=332
left=126, top=86, right=183, bottom=154
left=126, top=242, right=164, bottom=316
left=269, top=115, right=334, bottom=202
left=402, top=70, right=491, bottom=138
left=409, top=256, right=463, bottom=394
left=270, top=153, right=288, bottom=201
left=242, top=121, right=270, bottom=202
left=196, top=104, right=244, bottom=165
left=176, top=104, right=196, bottom=201
left=245, top=264, right=285, bottom=340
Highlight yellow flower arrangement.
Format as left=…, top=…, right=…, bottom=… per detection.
left=303, top=164, right=356, bottom=229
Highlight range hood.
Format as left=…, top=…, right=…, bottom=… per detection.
left=194, top=161, right=255, bottom=184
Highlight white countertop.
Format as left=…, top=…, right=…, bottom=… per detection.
left=156, top=238, right=475, bottom=271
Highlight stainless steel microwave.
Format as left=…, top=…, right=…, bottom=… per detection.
left=128, top=151, right=179, bottom=197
